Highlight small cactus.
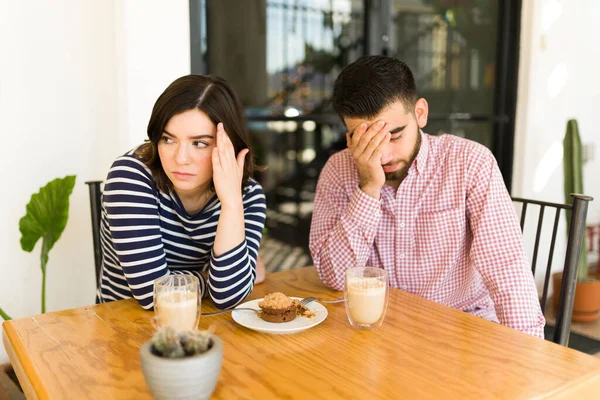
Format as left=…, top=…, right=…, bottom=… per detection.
left=563, top=119, right=589, bottom=282
left=182, top=330, right=213, bottom=355
left=150, top=326, right=214, bottom=358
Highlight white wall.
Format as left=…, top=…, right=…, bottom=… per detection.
left=114, top=0, right=192, bottom=148
left=513, top=0, right=600, bottom=291
left=0, top=0, right=190, bottom=364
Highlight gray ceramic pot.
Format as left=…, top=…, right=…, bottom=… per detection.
left=140, top=334, right=223, bottom=400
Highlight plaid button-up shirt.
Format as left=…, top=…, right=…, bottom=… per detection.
left=310, top=132, right=545, bottom=338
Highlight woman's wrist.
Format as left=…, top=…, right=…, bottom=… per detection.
left=219, top=195, right=243, bottom=211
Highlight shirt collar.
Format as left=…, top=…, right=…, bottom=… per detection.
left=411, top=130, right=429, bottom=176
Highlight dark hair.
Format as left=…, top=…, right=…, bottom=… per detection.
left=332, top=55, right=418, bottom=120
left=137, top=74, right=256, bottom=193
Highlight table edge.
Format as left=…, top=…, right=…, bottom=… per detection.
left=544, top=367, right=600, bottom=399
left=2, top=320, right=44, bottom=400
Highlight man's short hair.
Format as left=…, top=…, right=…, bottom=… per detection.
left=332, top=55, right=418, bottom=120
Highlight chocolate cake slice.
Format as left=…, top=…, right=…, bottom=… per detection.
left=258, top=292, right=298, bottom=323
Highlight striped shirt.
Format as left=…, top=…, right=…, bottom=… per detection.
left=310, top=132, right=545, bottom=338
left=97, top=148, right=266, bottom=310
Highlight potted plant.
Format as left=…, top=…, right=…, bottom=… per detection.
left=553, top=119, right=600, bottom=322
left=140, top=326, right=223, bottom=400
left=1, top=176, right=76, bottom=397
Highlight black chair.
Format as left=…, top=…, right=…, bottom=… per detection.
left=512, top=194, right=593, bottom=346
left=85, top=181, right=104, bottom=289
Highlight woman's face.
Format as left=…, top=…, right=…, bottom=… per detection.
left=157, top=109, right=216, bottom=197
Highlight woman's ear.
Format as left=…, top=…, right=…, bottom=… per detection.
left=414, top=98, right=428, bottom=129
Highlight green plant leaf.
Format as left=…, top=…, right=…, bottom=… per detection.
left=0, top=307, right=11, bottom=320
left=19, top=175, right=76, bottom=254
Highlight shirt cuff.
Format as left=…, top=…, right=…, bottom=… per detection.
left=347, top=187, right=382, bottom=229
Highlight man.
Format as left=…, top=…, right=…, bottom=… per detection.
left=309, top=55, right=545, bottom=338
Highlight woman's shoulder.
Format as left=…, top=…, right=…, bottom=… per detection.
left=239, top=179, right=266, bottom=209
left=242, top=178, right=265, bottom=197
left=107, top=145, right=154, bottom=183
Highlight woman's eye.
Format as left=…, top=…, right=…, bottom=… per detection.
left=193, top=141, right=209, bottom=148
left=161, top=136, right=173, bottom=144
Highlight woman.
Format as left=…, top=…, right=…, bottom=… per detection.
left=97, top=75, right=266, bottom=310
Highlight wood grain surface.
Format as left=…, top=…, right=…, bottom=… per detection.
left=4, top=267, right=600, bottom=399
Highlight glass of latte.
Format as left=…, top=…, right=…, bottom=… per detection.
left=344, top=266, right=389, bottom=330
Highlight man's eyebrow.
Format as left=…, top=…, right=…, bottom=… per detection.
left=389, top=125, right=406, bottom=135
left=163, top=129, right=215, bottom=140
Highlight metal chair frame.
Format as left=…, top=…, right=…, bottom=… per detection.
left=512, top=194, right=593, bottom=346
left=85, top=181, right=103, bottom=289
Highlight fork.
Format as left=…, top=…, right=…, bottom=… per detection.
left=299, top=297, right=346, bottom=307
left=203, top=308, right=259, bottom=317
left=203, top=297, right=346, bottom=317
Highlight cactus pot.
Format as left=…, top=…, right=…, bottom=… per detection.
left=553, top=272, right=600, bottom=322
left=140, top=334, right=223, bottom=400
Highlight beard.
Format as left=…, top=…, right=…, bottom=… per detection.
left=384, top=133, right=422, bottom=183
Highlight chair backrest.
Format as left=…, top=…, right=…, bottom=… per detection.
left=512, top=194, right=593, bottom=346
left=85, top=181, right=103, bottom=289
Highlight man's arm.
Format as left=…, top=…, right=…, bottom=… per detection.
left=309, top=155, right=382, bottom=290
left=310, top=121, right=390, bottom=290
left=466, top=148, right=545, bottom=338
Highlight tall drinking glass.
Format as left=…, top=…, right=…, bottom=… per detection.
left=344, top=266, right=389, bottom=329
left=154, top=275, right=201, bottom=331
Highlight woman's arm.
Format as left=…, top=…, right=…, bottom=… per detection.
left=207, top=123, right=266, bottom=308
left=207, top=182, right=266, bottom=309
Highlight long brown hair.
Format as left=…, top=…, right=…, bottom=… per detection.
left=137, top=74, right=256, bottom=193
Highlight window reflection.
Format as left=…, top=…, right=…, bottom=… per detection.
left=191, top=0, right=516, bottom=265
left=266, top=0, right=364, bottom=116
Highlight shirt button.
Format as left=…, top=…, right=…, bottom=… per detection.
left=399, top=253, right=405, bottom=259
left=399, top=222, right=406, bottom=228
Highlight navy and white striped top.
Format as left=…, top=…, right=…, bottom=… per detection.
left=97, top=148, right=266, bottom=310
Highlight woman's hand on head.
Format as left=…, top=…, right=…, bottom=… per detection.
left=212, top=122, right=248, bottom=208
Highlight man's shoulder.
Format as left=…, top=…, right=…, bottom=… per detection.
left=326, top=148, right=353, bottom=164
left=429, top=133, right=494, bottom=163
left=324, top=148, right=359, bottom=172
left=317, top=149, right=359, bottom=187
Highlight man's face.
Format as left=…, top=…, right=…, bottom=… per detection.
left=344, top=99, right=428, bottom=184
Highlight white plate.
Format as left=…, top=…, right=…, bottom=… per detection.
left=231, top=297, right=328, bottom=334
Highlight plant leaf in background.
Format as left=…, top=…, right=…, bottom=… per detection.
left=0, top=307, right=10, bottom=320
left=18, top=175, right=77, bottom=313
left=563, top=119, right=588, bottom=282
left=20, top=175, right=76, bottom=255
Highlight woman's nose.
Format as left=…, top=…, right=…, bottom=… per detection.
left=175, top=144, right=190, bottom=164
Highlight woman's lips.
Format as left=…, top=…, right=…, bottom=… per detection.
left=173, top=172, right=195, bottom=180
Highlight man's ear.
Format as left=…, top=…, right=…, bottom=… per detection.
left=414, top=98, right=428, bottom=129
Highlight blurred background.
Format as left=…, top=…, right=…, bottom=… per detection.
left=197, top=0, right=519, bottom=269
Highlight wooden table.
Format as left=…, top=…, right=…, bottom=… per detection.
left=4, top=267, right=600, bottom=399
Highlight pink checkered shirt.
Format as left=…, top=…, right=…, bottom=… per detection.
left=310, top=132, right=545, bottom=338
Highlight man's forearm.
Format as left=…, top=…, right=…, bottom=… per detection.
left=311, top=187, right=381, bottom=290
